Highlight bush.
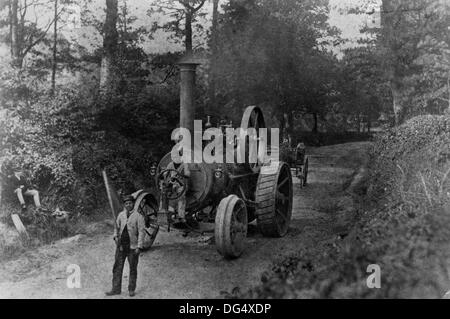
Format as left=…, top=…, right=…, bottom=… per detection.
left=0, top=203, right=77, bottom=261
left=368, top=115, right=450, bottom=203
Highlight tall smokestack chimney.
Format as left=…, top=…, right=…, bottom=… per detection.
left=179, top=62, right=198, bottom=138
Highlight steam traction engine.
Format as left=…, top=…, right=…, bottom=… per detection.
left=134, top=61, right=293, bottom=259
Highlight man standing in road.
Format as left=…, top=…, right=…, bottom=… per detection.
left=106, top=194, right=146, bottom=297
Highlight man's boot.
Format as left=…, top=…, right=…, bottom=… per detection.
left=105, top=290, right=121, bottom=296
left=129, top=291, right=135, bottom=297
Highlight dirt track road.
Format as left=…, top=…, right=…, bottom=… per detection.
left=0, top=142, right=371, bottom=299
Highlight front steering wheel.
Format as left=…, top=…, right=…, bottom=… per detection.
left=157, top=168, right=187, bottom=200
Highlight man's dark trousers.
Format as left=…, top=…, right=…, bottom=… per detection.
left=112, top=244, right=139, bottom=293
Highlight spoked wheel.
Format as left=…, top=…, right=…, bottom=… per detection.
left=135, top=195, right=158, bottom=226
left=255, top=162, right=293, bottom=237
left=239, top=106, right=266, bottom=173
left=215, top=195, right=248, bottom=259
left=302, top=157, right=309, bottom=187
left=155, top=153, right=172, bottom=185
left=134, top=193, right=159, bottom=250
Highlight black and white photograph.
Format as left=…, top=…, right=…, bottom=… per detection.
left=0, top=0, right=449, bottom=301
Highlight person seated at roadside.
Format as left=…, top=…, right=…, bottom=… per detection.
left=9, top=164, right=41, bottom=212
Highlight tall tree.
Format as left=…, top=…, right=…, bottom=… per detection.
left=100, top=0, right=119, bottom=92
left=79, top=0, right=150, bottom=91
left=10, top=0, right=19, bottom=67
left=51, top=0, right=58, bottom=95
left=207, top=0, right=219, bottom=114
left=116, top=0, right=150, bottom=90
left=5, top=0, right=61, bottom=69
left=214, top=0, right=337, bottom=140
left=149, top=0, right=207, bottom=54
left=380, top=0, right=450, bottom=124
left=338, top=47, right=389, bottom=131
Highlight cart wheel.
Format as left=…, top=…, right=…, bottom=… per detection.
left=255, top=162, right=293, bottom=237
left=135, top=194, right=159, bottom=250
left=215, top=195, right=248, bottom=259
left=302, top=157, right=309, bottom=187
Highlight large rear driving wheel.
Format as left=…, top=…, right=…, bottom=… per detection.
left=239, top=106, right=266, bottom=173
left=255, top=162, right=293, bottom=237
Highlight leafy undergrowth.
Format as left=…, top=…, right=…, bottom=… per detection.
left=0, top=203, right=110, bottom=262
left=231, top=115, right=450, bottom=299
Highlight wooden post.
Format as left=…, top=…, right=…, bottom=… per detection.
left=11, top=214, right=30, bottom=243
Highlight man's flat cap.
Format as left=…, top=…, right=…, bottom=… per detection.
left=123, top=195, right=135, bottom=203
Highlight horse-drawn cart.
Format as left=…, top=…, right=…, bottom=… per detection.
left=282, top=143, right=309, bottom=187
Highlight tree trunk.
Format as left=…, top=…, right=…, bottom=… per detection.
left=285, top=111, right=294, bottom=147
left=358, top=114, right=362, bottom=133
left=447, top=76, right=450, bottom=112
left=8, top=0, right=12, bottom=57
left=10, top=0, right=21, bottom=68
left=100, top=0, right=119, bottom=93
left=390, top=81, right=402, bottom=125
left=278, top=111, right=286, bottom=142
left=51, top=0, right=58, bottom=95
left=312, top=113, right=318, bottom=133
left=185, top=11, right=193, bottom=54
left=0, top=175, right=3, bottom=208
left=207, top=0, right=219, bottom=115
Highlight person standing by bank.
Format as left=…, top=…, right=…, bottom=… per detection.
left=106, top=195, right=146, bottom=297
